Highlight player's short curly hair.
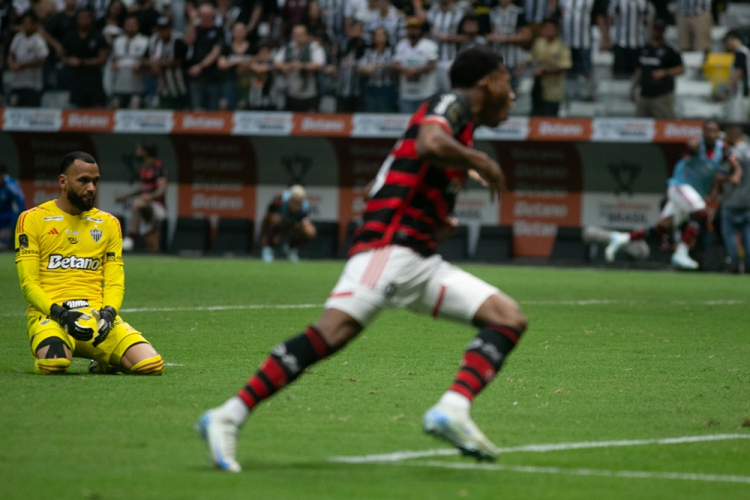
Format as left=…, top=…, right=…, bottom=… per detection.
left=449, top=46, right=505, bottom=89
left=59, top=151, right=97, bottom=175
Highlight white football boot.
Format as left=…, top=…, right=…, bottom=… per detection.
left=671, top=244, right=699, bottom=270
left=604, top=231, right=631, bottom=263
left=287, top=247, right=300, bottom=263
left=423, top=403, right=500, bottom=462
left=196, top=408, right=242, bottom=473
left=261, top=246, right=274, bottom=263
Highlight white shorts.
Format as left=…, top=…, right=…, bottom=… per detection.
left=661, top=184, right=706, bottom=226
left=138, top=201, right=167, bottom=236
left=324, top=246, right=501, bottom=327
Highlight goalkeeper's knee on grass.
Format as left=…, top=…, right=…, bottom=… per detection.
left=128, top=355, right=164, bottom=375
left=34, top=358, right=71, bottom=375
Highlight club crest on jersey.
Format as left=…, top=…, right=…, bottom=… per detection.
left=90, top=229, right=103, bottom=243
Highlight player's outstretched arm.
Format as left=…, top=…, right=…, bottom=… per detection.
left=416, top=123, right=506, bottom=200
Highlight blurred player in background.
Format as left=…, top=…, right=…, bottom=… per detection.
left=260, top=185, right=317, bottom=263
left=0, top=163, right=26, bottom=251
left=606, top=120, right=742, bottom=269
left=117, top=143, right=167, bottom=253
left=15, top=151, right=163, bottom=376
left=198, top=47, right=527, bottom=472
left=720, top=126, right=750, bottom=273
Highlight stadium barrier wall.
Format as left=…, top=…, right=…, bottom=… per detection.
left=4, top=110, right=703, bottom=257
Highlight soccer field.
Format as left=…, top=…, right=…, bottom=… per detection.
left=1, top=254, right=749, bottom=499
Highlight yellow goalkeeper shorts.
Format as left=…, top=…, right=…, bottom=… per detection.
left=27, top=308, right=151, bottom=369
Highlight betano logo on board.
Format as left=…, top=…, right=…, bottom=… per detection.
left=293, top=114, right=352, bottom=136
left=175, top=112, right=232, bottom=134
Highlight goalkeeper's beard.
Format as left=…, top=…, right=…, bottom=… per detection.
left=67, top=187, right=95, bottom=212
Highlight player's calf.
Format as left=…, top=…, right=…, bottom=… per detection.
left=128, top=355, right=164, bottom=375
left=118, top=341, right=164, bottom=375
left=34, top=337, right=72, bottom=375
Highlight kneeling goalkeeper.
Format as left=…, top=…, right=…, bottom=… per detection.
left=15, top=151, right=163, bottom=375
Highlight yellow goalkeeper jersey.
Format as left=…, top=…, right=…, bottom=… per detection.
left=15, top=200, right=124, bottom=316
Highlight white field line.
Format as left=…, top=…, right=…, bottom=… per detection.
left=386, top=460, right=750, bottom=485
left=328, top=433, right=750, bottom=464
left=0, top=300, right=745, bottom=318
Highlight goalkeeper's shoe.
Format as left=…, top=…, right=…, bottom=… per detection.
left=196, top=408, right=242, bottom=473
left=423, top=403, right=499, bottom=462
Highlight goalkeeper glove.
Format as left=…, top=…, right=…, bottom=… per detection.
left=92, top=306, right=117, bottom=348
left=50, top=303, right=94, bottom=341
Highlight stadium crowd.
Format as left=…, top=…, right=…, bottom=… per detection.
left=0, top=0, right=747, bottom=117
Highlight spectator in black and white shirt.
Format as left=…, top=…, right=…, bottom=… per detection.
left=110, top=14, right=149, bottom=108
left=318, top=0, right=346, bottom=46
left=427, top=0, right=468, bottom=92
left=274, top=23, right=326, bottom=112
left=559, top=0, right=609, bottom=80
left=331, top=20, right=367, bottom=112
left=7, top=10, right=48, bottom=107
left=608, top=0, right=654, bottom=79
left=723, top=30, right=750, bottom=123
left=246, top=43, right=277, bottom=110
left=364, top=0, right=405, bottom=47
left=358, top=26, right=396, bottom=112
left=523, top=0, right=556, bottom=40
left=487, top=0, right=532, bottom=89
left=147, top=16, right=189, bottom=109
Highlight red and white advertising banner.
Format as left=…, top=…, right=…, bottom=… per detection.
left=351, top=113, right=411, bottom=138
left=654, top=120, right=703, bottom=142
left=62, top=110, right=114, bottom=132
left=528, top=118, right=593, bottom=142
left=113, top=110, right=174, bottom=134
left=291, top=113, right=353, bottom=136
left=590, top=118, right=655, bottom=142
left=173, top=111, right=233, bottom=135
left=496, top=142, right=583, bottom=257
left=3, top=108, right=62, bottom=132
left=232, top=111, right=293, bottom=136
left=172, top=136, right=257, bottom=221
left=474, top=117, right=530, bottom=141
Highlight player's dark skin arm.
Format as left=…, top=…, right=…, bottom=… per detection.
left=416, top=122, right=506, bottom=200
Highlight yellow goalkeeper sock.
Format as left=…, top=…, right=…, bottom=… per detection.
left=129, top=355, right=164, bottom=375
left=34, top=358, right=71, bottom=375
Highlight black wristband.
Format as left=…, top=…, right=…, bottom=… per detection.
left=50, top=304, right=64, bottom=323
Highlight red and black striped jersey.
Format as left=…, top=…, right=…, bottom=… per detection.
left=139, top=160, right=166, bottom=205
left=350, top=91, right=474, bottom=257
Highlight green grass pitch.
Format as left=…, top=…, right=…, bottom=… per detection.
left=1, top=254, right=749, bottom=499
